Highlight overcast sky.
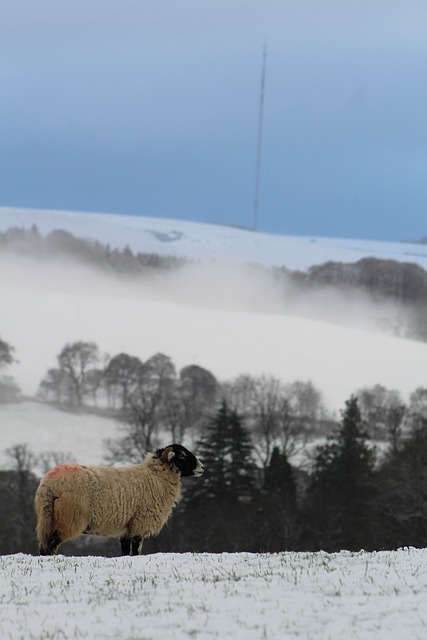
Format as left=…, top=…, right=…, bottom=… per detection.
left=1, top=0, right=427, bottom=241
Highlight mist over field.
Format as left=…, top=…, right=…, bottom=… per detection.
left=2, top=248, right=426, bottom=411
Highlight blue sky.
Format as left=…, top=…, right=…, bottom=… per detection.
left=1, top=0, right=427, bottom=241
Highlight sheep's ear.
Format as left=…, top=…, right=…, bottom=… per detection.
left=167, top=451, right=175, bottom=462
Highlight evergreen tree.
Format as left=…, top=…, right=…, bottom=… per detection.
left=264, top=446, right=297, bottom=503
left=303, top=396, right=377, bottom=551
left=256, top=446, right=299, bottom=552
left=227, top=408, right=258, bottom=499
left=194, top=401, right=230, bottom=501
left=175, top=401, right=258, bottom=552
left=195, top=401, right=257, bottom=501
left=377, top=416, right=427, bottom=548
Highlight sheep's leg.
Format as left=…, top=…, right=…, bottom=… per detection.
left=131, top=536, right=143, bottom=555
left=120, top=537, right=131, bottom=555
left=40, top=530, right=62, bottom=555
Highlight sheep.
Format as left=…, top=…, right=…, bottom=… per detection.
left=34, top=444, right=204, bottom=555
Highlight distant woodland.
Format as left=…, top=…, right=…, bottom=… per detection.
left=2, top=226, right=427, bottom=555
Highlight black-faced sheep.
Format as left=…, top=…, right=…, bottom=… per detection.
left=34, top=444, right=204, bottom=555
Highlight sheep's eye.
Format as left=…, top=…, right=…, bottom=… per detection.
left=178, top=451, right=186, bottom=460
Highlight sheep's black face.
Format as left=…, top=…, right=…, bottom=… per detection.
left=159, top=444, right=204, bottom=477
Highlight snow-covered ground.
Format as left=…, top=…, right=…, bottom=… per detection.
left=1, top=549, right=426, bottom=640
left=0, top=401, right=118, bottom=471
left=2, top=206, right=427, bottom=271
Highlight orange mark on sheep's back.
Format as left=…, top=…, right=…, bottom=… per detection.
left=46, top=464, right=82, bottom=478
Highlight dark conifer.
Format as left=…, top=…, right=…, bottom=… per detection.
left=264, top=446, right=297, bottom=504
left=304, top=396, right=377, bottom=551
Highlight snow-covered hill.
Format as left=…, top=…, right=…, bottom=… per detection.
left=2, top=206, right=427, bottom=271
left=0, top=401, right=118, bottom=470
left=1, top=207, right=427, bottom=467
left=2, top=249, right=427, bottom=411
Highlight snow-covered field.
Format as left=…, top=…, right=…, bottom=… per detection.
left=2, top=206, right=427, bottom=271
left=1, top=549, right=426, bottom=640
left=0, top=401, right=118, bottom=470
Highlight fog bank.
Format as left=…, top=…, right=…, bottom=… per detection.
left=1, top=254, right=425, bottom=412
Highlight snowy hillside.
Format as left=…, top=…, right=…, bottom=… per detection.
left=1, top=207, right=427, bottom=414
left=2, top=206, right=427, bottom=271
left=2, top=252, right=427, bottom=411
left=1, top=549, right=427, bottom=639
left=0, top=401, right=118, bottom=470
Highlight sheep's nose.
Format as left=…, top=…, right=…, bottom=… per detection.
left=194, top=460, right=204, bottom=476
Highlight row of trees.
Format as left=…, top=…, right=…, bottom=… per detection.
left=3, top=332, right=425, bottom=470
left=38, top=340, right=427, bottom=454
left=2, top=395, right=427, bottom=555
left=0, top=225, right=186, bottom=275
left=300, top=258, right=427, bottom=341
left=37, top=340, right=329, bottom=459
left=4, top=336, right=427, bottom=465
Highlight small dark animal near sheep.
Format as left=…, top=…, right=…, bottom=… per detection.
left=34, top=444, right=204, bottom=555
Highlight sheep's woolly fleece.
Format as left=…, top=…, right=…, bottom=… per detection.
left=35, top=446, right=203, bottom=555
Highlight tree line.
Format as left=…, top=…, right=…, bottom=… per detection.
left=36, top=340, right=329, bottom=458
left=2, top=336, right=427, bottom=555
left=0, top=225, right=187, bottom=275
left=150, top=396, right=427, bottom=555
left=2, top=395, right=427, bottom=556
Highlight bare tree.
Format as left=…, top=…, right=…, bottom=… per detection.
left=285, top=380, right=324, bottom=425
left=224, top=375, right=310, bottom=469
left=0, top=338, right=20, bottom=403
left=85, top=368, right=105, bottom=406
left=222, top=374, right=257, bottom=417
left=357, top=384, right=407, bottom=451
left=250, top=375, right=285, bottom=468
left=104, top=353, right=143, bottom=409
left=105, top=353, right=176, bottom=463
left=0, top=337, right=15, bottom=368
left=38, top=368, right=69, bottom=403
left=6, top=443, right=35, bottom=474
left=57, top=341, right=100, bottom=406
left=409, top=387, right=427, bottom=419
left=0, top=375, right=21, bottom=403
left=163, top=365, right=219, bottom=443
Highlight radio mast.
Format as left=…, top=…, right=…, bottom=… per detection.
left=252, top=43, right=267, bottom=231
